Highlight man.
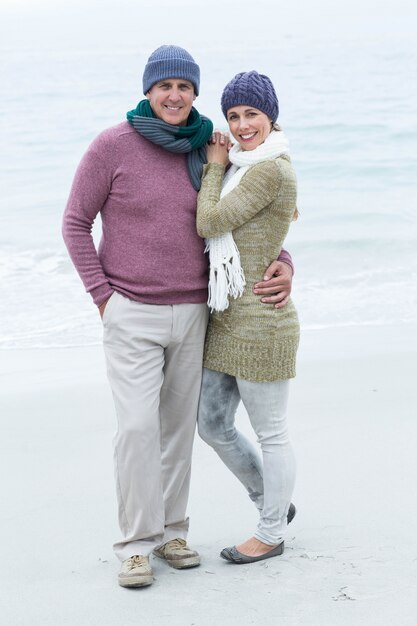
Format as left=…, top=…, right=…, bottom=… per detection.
left=62, top=45, right=294, bottom=588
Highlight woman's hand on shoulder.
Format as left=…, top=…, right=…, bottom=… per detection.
left=207, top=129, right=231, bottom=166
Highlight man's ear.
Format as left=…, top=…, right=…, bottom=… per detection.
left=146, top=92, right=150, bottom=100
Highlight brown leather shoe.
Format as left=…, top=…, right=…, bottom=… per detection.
left=153, top=538, right=200, bottom=569
left=118, top=555, right=154, bottom=587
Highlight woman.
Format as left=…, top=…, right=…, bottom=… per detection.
left=196, top=71, right=300, bottom=564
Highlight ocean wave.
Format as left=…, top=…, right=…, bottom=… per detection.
left=1, top=26, right=416, bottom=350
left=0, top=244, right=416, bottom=349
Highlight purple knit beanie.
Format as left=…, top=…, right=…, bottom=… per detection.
left=221, top=71, right=279, bottom=122
left=142, top=45, right=200, bottom=95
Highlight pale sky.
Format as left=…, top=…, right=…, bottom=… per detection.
left=1, top=0, right=416, bottom=45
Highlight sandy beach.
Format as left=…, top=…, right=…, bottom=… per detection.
left=1, top=323, right=417, bottom=625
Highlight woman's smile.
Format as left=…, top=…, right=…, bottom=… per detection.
left=226, top=106, right=272, bottom=150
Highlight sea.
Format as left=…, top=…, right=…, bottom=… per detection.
left=1, top=0, right=416, bottom=350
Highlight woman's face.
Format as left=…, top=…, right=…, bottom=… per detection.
left=226, top=106, right=272, bottom=151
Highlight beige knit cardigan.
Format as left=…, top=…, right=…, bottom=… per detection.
left=196, top=156, right=300, bottom=382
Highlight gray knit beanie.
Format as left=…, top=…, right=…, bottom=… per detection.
left=142, top=45, right=200, bottom=95
left=221, top=71, right=279, bottom=122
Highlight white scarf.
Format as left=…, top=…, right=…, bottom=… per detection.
left=205, top=130, right=290, bottom=312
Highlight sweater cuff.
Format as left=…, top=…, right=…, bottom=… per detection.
left=202, top=162, right=226, bottom=177
left=89, top=282, right=115, bottom=307
left=277, top=249, right=294, bottom=275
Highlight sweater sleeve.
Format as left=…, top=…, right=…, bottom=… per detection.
left=62, top=142, right=114, bottom=307
left=196, top=160, right=283, bottom=238
left=277, top=249, right=294, bottom=274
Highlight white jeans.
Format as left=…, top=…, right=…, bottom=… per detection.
left=198, top=368, right=296, bottom=545
left=103, top=292, right=208, bottom=560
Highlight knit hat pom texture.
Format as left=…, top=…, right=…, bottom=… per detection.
left=143, top=45, right=200, bottom=95
left=221, top=71, right=279, bottom=123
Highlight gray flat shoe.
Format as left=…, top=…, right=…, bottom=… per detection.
left=220, top=503, right=296, bottom=564
left=220, top=541, right=284, bottom=564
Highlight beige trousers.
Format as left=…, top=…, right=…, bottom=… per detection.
left=102, top=292, right=208, bottom=560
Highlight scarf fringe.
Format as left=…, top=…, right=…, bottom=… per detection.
left=205, top=234, right=246, bottom=312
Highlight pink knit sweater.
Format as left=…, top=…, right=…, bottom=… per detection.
left=62, top=121, right=293, bottom=307
left=63, top=121, right=209, bottom=307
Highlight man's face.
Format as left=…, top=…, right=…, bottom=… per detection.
left=146, top=79, right=196, bottom=126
